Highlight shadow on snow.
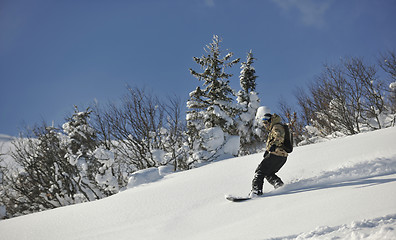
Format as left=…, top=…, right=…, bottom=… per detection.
left=266, top=172, right=396, bottom=198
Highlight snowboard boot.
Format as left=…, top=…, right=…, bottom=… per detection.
left=274, top=181, right=284, bottom=189
left=266, top=174, right=284, bottom=189
left=249, top=189, right=263, bottom=198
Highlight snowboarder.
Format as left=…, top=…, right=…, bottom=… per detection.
left=250, top=113, right=290, bottom=197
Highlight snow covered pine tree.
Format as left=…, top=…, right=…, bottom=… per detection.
left=187, top=35, right=240, bottom=165
left=237, top=50, right=262, bottom=155
left=63, top=106, right=119, bottom=199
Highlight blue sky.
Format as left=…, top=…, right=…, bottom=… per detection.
left=1, top=0, right=395, bottom=136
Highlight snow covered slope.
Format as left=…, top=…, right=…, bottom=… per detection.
left=1, top=127, right=396, bottom=240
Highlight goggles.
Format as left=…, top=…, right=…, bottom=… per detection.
left=262, top=116, right=271, bottom=124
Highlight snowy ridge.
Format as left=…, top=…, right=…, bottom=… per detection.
left=1, top=127, right=396, bottom=240
left=269, top=156, right=396, bottom=197
left=272, top=214, right=396, bottom=240
left=0, top=134, right=13, bottom=142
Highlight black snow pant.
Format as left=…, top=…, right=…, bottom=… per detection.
left=252, top=152, right=287, bottom=192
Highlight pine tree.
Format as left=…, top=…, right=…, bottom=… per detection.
left=188, top=35, right=240, bottom=134
left=237, top=50, right=262, bottom=155
left=238, top=50, right=257, bottom=104
left=186, top=35, right=240, bottom=164
left=63, top=106, right=97, bottom=159
left=63, top=106, right=99, bottom=177
left=62, top=106, right=114, bottom=198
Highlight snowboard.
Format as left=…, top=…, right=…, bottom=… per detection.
left=225, top=194, right=254, bottom=202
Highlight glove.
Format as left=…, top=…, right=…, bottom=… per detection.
left=268, top=145, right=277, bottom=152
left=263, top=150, right=269, bottom=158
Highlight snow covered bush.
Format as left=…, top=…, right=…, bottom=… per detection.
left=296, top=56, right=396, bottom=138
left=389, top=80, right=396, bottom=124
left=93, top=147, right=119, bottom=194
left=0, top=108, right=122, bottom=218
left=379, top=50, right=396, bottom=125
left=62, top=107, right=122, bottom=198
left=0, top=125, right=80, bottom=217
left=128, top=166, right=175, bottom=190
left=91, top=87, right=189, bottom=173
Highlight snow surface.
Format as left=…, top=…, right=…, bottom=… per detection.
left=1, top=127, right=396, bottom=240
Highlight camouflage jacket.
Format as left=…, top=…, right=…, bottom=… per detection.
left=266, top=114, right=288, bottom=157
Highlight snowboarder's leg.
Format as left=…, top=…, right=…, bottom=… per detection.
left=252, top=154, right=287, bottom=192
left=251, top=154, right=272, bottom=194
left=266, top=154, right=287, bottom=189
left=270, top=154, right=287, bottom=173
left=251, top=172, right=264, bottom=195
